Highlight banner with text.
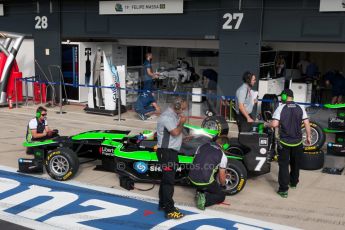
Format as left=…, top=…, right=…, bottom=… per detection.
left=320, top=0, right=345, bottom=12
left=99, top=0, right=183, bottom=15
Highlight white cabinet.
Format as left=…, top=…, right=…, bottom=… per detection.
left=192, top=87, right=203, bottom=102
left=290, top=82, right=312, bottom=108
left=258, top=77, right=285, bottom=99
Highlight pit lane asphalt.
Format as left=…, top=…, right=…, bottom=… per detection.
left=0, top=105, right=344, bottom=230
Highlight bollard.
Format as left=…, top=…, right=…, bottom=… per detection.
left=8, top=95, right=13, bottom=109
left=187, top=92, right=190, bottom=123
left=117, top=86, right=121, bottom=122
left=25, top=79, right=28, bottom=106
left=14, top=77, right=18, bottom=108
left=157, top=89, right=160, bottom=104
left=40, top=83, right=42, bottom=104
left=59, top=82, right=63, bottom=114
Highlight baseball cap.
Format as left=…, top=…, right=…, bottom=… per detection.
left=280, top=89, right=294, bottom=98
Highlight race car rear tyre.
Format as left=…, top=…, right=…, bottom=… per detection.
left=226, top=142, right=246, bottom=156
left=223, top=159, right=247, bottom=195
left=201, top=116, right=229, bottom=136
left=302, top=121, right=325, bottom=152
left=300, top=150, right=324, bottom=170
left=45, top=147, right=79, bottom=181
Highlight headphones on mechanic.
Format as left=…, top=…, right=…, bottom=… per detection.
left=36, top=111, right=41, bottom=118
left=36, top=106, right=45, bottom=118
left=281, top=92, right=288, bottom=103
left=213, top=135, right=230, bottom=151
left=222, top=143, right=230, bottom=151
left=242, top=71, right=253, bottom=84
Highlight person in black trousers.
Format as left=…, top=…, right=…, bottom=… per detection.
left=235, top=71, right=257, bottom=132
left=156, top=97, right=188, bottom=219
left=269, top=89, right=311, bottom=198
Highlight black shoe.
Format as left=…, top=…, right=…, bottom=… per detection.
left=165, top=209, right=184, bottom=219
left=289, top=183, right=297, bottom=189
left=277, top=190, right=288, bottom=198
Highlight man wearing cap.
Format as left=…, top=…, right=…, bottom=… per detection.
left=134, top=91, right=160, bottom=120
left=268, top=89, right=311, bottom=198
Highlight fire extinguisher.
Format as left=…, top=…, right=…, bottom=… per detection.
left=8, top=95, right=13, bottom=109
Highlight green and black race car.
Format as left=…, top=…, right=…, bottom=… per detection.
left=20, top=122, right=272, bottom=195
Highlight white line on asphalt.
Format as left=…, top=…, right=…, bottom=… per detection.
left=0, top=165, right=300, bottom=230
left=0, top=212, right=61, bottom=230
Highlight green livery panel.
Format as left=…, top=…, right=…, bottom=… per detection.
left=72, top=132, right=128, bottom=141
left=23, top=139, right=56, bottom=147
left=324, top=103, right=345, bottom=109
left=323, top=128, right=345, bottom=133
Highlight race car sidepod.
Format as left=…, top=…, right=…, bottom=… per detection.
left=238, top=132, right=270, bottom=176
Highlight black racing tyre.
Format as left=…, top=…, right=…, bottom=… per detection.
left=223, top=159, right=247, bottom=195
left=45, top=147, right=79, bottom=181
left=261, top=94, right=279, bottom=122
left=225, top=140, right=246, bottom=156
left=201, top=116, right=229, bottom=135
left=302, top=121, right=325, bottom=152
left=300, top=150, right=324, bottom=170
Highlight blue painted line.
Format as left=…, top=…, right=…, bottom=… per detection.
left=0, top=167, right=297, bottom=230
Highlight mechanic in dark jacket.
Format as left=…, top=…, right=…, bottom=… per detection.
left=269, top=89, right=311, bottom=198
left=134, top=91, right=160, bottom=120
left=188, top=136, right=228, bottom=210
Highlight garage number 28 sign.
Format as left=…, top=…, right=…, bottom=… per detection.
left=35, top=16, right=48, bottom=29
left=222, top=13, right=243, bottom=30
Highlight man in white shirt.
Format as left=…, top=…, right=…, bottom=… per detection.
left=26, top=106, right=57, bottom=142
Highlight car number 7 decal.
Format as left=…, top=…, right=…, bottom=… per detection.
left=255, top=157, right=266, bottom=171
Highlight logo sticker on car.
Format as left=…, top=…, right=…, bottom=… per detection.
left=259, top=138, right=268, bottom=146
left=134, top=161, right=148, bottom=174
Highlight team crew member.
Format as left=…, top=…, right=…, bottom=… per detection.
left=235, top=71, right=257, bottom=132
left=156, top=97, right=188, bottom=219
left=26, top=106, right=57, bottom=142
left=269, top=89, right=311, bottom=198
left=134, top=91, right=161, bottom=120
left=188, top=136, right=228, bottom=210
left=143, top=52, right=159, bottom=91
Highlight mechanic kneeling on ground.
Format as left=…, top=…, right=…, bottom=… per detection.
left=268, top=89, right=311, bottom=198
left=134, top=91, right=161, bottom=120
left=157, top=97, right=188, bottom=219
left=188, top=136, right=228, bottom=210
left=26, top=106, right=58, bottom=143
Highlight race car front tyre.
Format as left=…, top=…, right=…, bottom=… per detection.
left=201, top=115, right=229, bottom=136
left=45, top=147, right=79, bottom=181
left=300, top=150, right=324, bottom=170
left=302, top=121, right=325, bottom=152
left=223, top=159, right=247, bottom=195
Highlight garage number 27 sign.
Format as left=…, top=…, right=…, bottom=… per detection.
left=222, top=13, right=243, bottom=30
